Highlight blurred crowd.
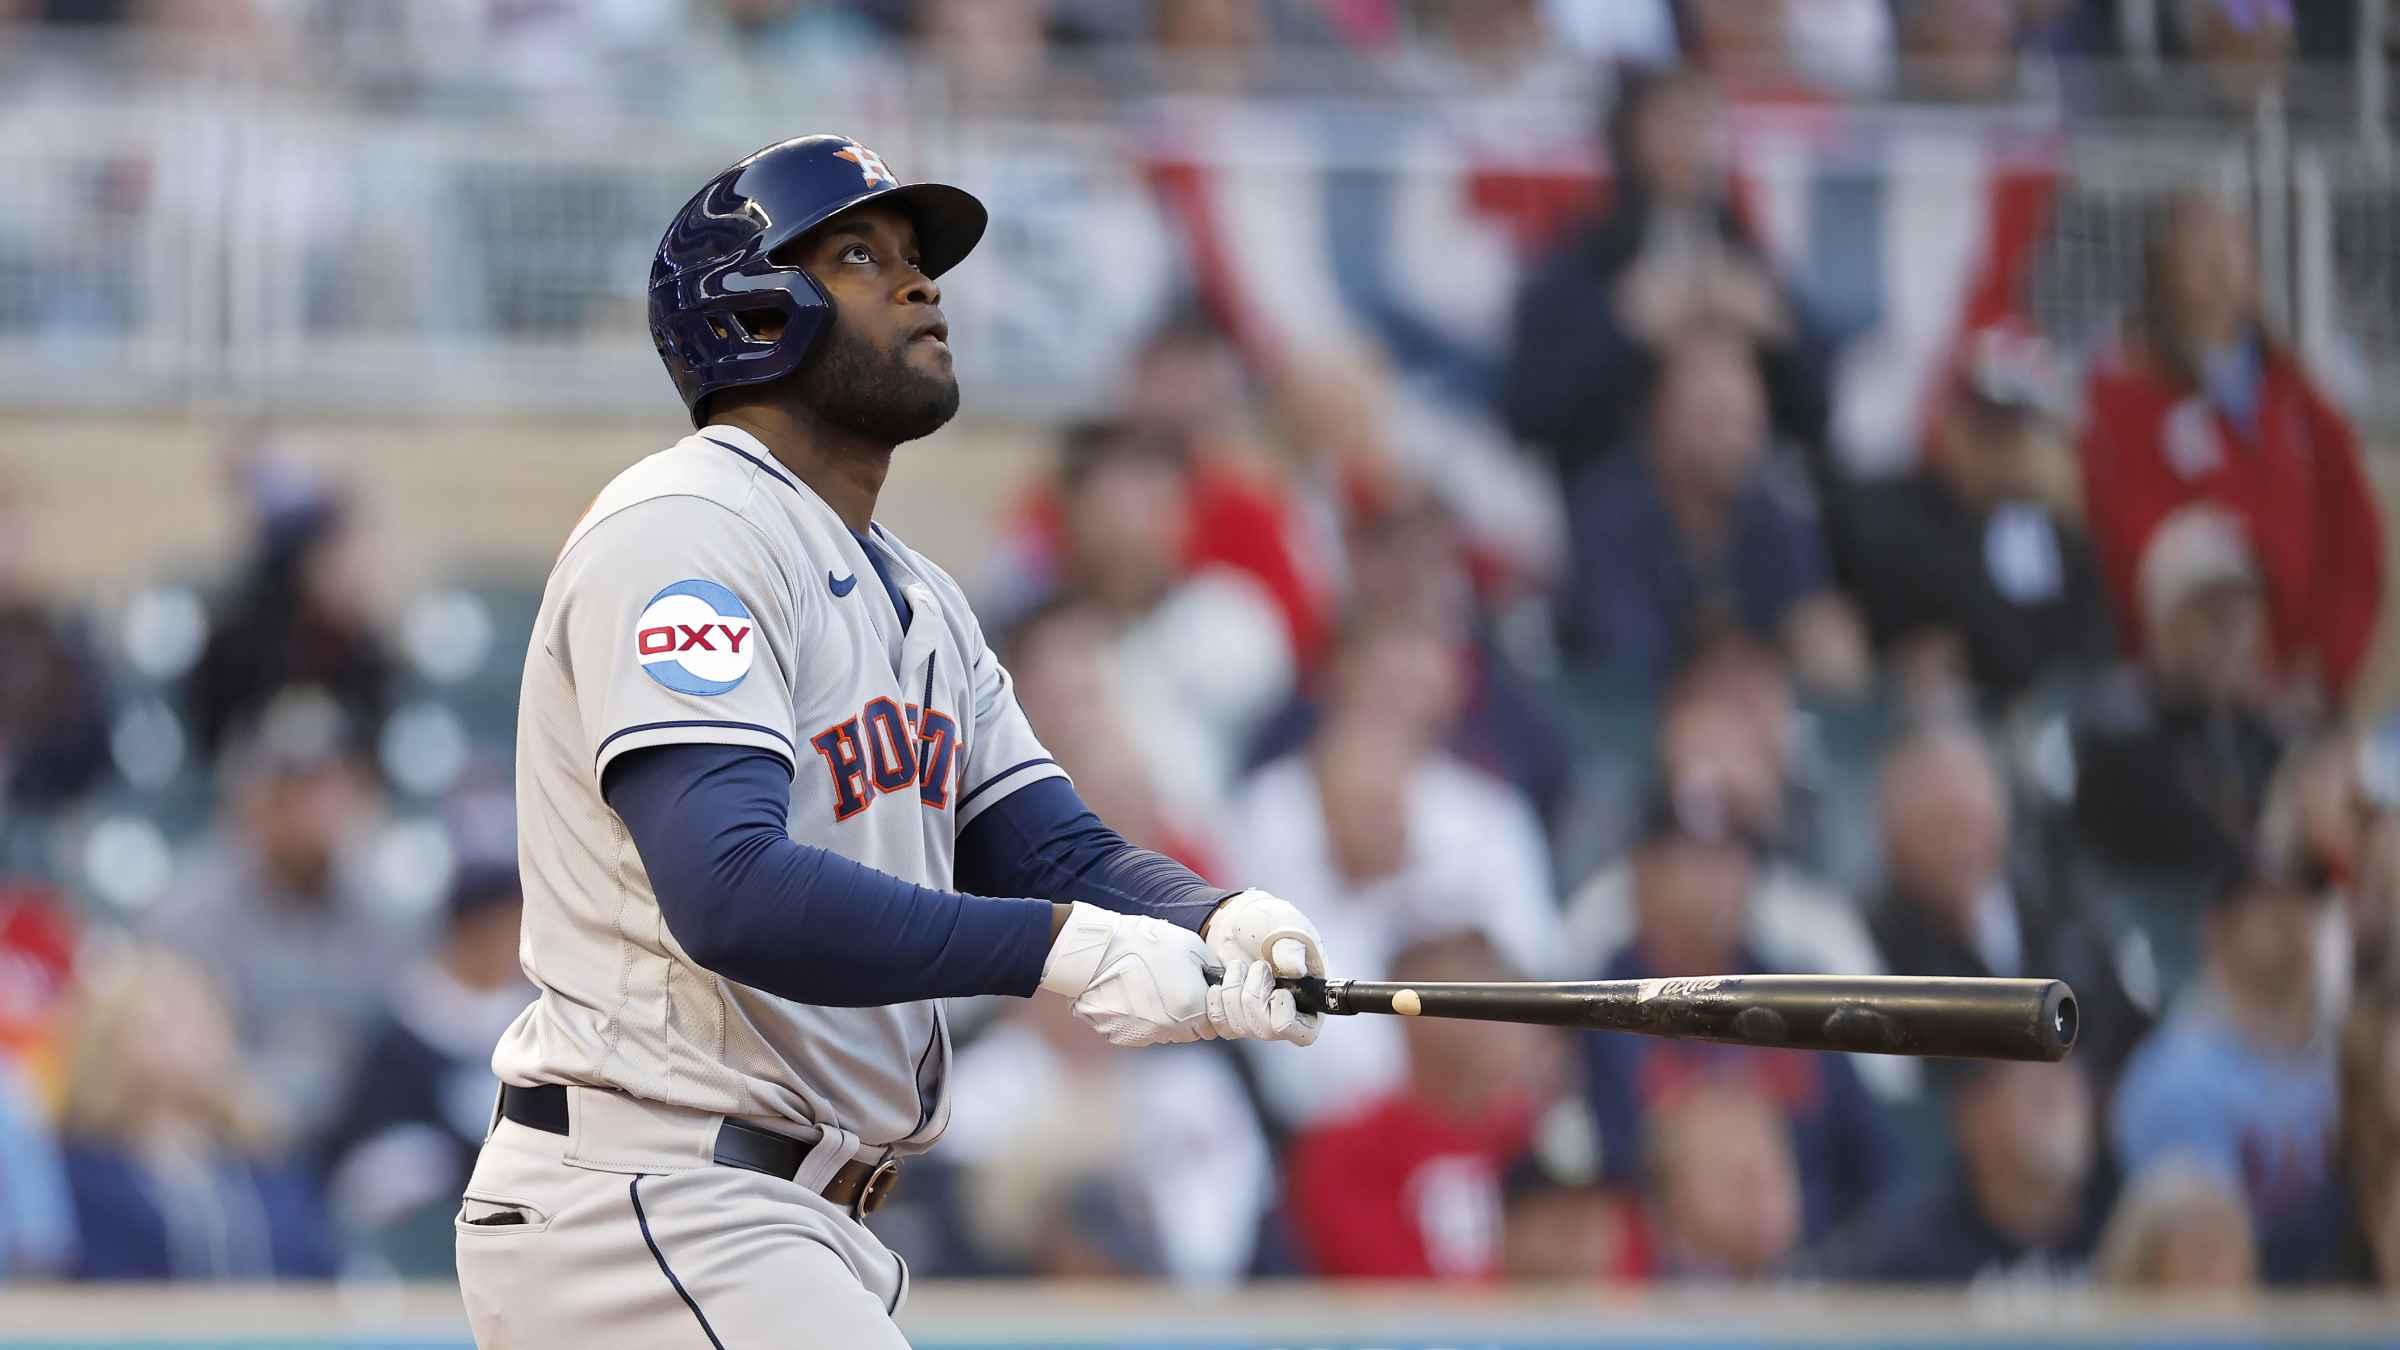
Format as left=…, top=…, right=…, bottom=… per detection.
left=0, top=0, right=2388, bottom=115
left=0, top=0, right=2398, bottom=1306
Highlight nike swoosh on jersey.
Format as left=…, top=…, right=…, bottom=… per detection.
left=828, top=572, right=859, bottom=597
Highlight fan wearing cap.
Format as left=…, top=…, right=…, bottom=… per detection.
left=1827, top=322, right=2115, bottom=710
left=2071, top=504, right=2288, bottom=895
left=457, top=137, right=1324, bottom=1349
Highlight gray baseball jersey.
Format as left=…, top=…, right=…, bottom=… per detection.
left=490, top=425, right=1065, bottom=1154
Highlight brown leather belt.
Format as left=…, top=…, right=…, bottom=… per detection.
left=498, top=1083, right=900, bottom=1217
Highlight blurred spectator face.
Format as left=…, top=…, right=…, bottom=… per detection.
left=1879, top=730, right=2009, bottom=923
left=1327, top=616, right=1466, bottom=748
left=1010, top=601, right=1115, bottom=741
left=1671, top=636, right=1796, bottom=793
left=2208, top=876, right=2325, bottom=1037
left=1421, top=0, right=1542, bottom=71
left=1627, top=75, right=1722, bottom=206
left=2152, top=196, right=2257, bottom=365
left=447, top=890, right=526, bottom=993
left=1008, top=601, right=1178, bottom=851
left=1344, top=499, right=1467, bottom=632
left=1128, top=322, right=1248, bottom=439
left=1900, top=0, right=2023, bottom=100
left=1646, top=1083, right=1802, bottom=1278
left=1660, top=691, right=1784, bottom=839
left=1060, top=441, right=1191, bottom=618
left=2138, top=504, right=2269, bottom=706
left=1958, top=1062, right=2095, bottom=1219
left=1652, top=332, right=1767, bottom=500
left=239, top=757, right=372, bottom=896
left=1942, top=404, right=2046, bottom=502
left=298, top=520, right=371, bottom=626
left=130, top=953, right=241, bottom=1110
left=1938, top=325, right=2074, bottom=507
left=1315, top=728, right=1413, bottom=885
left=1685, top=0, right=1790, bottom=88
left=1266, top=343, right=1396, bottom=471
left=1631, top=811, right=1756, bottom=976
left=2153, top=580, right=2269, bottom=706
left=64, top=949, right=257, bottom=1148
left=1157, top=0, right=1262, bottom=49
left=1156, top=0, right=1264, bottom=90
left=915, top=0, right=1047, bottom=100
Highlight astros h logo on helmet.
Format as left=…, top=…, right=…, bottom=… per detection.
left=833, top=141, right=899, bottom=190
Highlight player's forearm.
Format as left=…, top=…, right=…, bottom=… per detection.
left=954, top=775, right=1234, bottom=933
left=607, top=743, right=1055, bottom=1004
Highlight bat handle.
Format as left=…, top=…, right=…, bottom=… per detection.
left=1207, top=971, right=1355, bottom=1016
left=1285, top=976, right=1348, bottom=1015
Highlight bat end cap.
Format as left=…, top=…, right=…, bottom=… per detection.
left=2047, top=983, right=2080, bottom=1059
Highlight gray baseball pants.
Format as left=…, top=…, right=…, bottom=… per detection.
left=455, top=1086, right=910, bottom=1348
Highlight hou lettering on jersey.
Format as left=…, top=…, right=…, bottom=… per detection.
left=810, top=698, right=959, bottom=822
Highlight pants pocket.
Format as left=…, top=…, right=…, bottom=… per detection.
left=455, top=1190, right=554, bottom=1235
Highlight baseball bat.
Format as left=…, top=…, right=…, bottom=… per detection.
left=1279, top=973, right=2077, bottom=1062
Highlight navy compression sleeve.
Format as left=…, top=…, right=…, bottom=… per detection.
left=603, top=743, right=1056, bottom=1006
left=955, top=774, right=1234, bottom=933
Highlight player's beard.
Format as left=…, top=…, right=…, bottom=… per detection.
left=795, top=318, right=959, bottom=446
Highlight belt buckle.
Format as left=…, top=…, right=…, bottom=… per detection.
left=856, top=1157, right=902, bottom=1217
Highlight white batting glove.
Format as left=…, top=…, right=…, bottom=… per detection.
left=1203, top=889, right=1326, bottom=1046
left=1206, top=956, right=1316, bottom=1045
left=1039, top=902, right=1220, bottom=1048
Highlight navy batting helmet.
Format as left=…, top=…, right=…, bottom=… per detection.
left=648, top=135, right=986, bottom=425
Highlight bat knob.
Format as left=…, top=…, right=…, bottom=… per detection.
left=2045, top=984, right=2079, bottom=1058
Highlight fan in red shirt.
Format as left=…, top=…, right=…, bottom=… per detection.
left=1286, top=928, right=1561, bottom=1280
left=2081, top=192, right=2383, bottom=707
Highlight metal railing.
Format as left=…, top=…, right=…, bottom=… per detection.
left=0, top=44, right=2394, bottom=436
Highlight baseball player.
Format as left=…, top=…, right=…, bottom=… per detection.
left=452, top=135, right=1328, bottom=1348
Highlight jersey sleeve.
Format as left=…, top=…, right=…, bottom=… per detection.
left=550, top=495, right=804, bottom=784
left=952, top=621, right=1069, bottom=831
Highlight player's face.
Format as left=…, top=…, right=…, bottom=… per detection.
left=789, top=205, right=958, bottom=445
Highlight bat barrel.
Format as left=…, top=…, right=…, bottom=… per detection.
left=1292, top=975, right=2078, bottom=1063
